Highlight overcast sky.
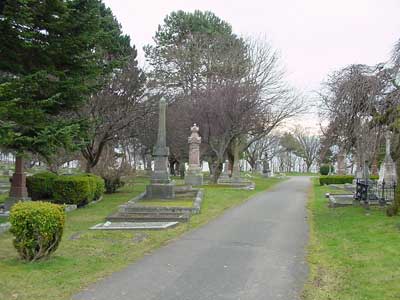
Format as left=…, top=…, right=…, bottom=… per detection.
left=103, top=0, right=400, bottom=129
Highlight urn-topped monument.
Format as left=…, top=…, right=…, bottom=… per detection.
left=145, top=97, right=175, bottom=199
left=184, top=124, right=203, bottom=186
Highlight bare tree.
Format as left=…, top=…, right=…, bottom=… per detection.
left=78, top=52, right=146, bottom=172
left=245, top=134, right=281, bottom=171
left=319, top=64, right=384, bottom=171
left=293, top=127, right=320, bottom=172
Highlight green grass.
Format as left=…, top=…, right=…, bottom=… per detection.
left=284, top=171, right=318, bottom=176
left=0, top=217, right=8, bottom=224
left=0, top=175, right=283, bottom=300
left=0, top=194, right=7, bottom=204
left=303, top=178, right=400, bottom=300
left=135, top=198, right=194, bottom=207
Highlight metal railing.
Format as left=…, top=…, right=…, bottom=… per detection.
left=355, top=179, right=396, bottom=206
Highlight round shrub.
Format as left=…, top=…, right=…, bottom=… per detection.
left=26, top=172, right=57, bottom=200
left=10, top=201, right=65, bottom=262
left=320, top=164, right=332, bottom=175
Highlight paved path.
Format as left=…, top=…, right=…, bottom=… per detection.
left=74, top=177, right=310, bottom=300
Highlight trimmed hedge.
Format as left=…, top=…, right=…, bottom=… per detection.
left=26, top=173, right=104, bottom=207
left=26, top=172, right=57, bottom=200
left=53, top=175, right=104, bottom=207
left=319, top=175, right=354, bottom=185
left=319, top=175, right=379, bottom=185
left=83, top=173, right=105, bottom=200
left=10, top=201, right=65, bottom=261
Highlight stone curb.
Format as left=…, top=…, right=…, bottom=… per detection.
left=0, top=222, right=11, bottom=234
left=126, top=192, right=146, bottom=205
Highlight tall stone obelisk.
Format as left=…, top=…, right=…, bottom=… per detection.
left=378, top=131, right=397, bottom=186
left=145, top=97, right=175, bottom=199
left=184, top=124, right=203, bottom=186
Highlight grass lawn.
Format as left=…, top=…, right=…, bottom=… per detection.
left=135, top=198, right=194, bottom=207
left=303, top=178, right=400, bottom=300
left=0, top=175, right=283, bottom=300
left=284, top=172, right=318, bottom=176
left=0, top=194, right=6, bottom=204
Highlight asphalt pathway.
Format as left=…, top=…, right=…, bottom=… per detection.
left=74, top=176, right=310, bottom=300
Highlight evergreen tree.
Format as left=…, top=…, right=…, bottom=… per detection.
left=144, top=10, right=248, bottom=98
left=0, top=0, right=131, bottom=157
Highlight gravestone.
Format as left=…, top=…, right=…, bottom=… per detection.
left=262, top=159, right=271, bottom=177
left=218, top=160, right=230, bottom=183
left=255, top=160, right=262, bottom=174
left=355, top=160, right=363, bottom=179
left=378, top=131, right=397, bottom=186
left=145, top=98, right=175, bottom=199
left=337, top=152, right=346, bottom=175
left=185, top=124, right=203, bottom=186
left=4, top=156, right=30, bottom=211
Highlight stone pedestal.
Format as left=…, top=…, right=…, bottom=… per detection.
left=218, top=160, right=230, bottom=183
left=185, top=168, right=203, bottom=186
left=4, top=156, right=30, bottom=211
left=146, top=183, right=175, bottom=199
left=145, top=98, right=175, bottom=199
left=185, top=124, right=203, bottom=186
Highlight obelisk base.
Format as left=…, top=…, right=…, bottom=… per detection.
left=146, top=183, right=175, bottom=199
left=185, top=168, right=203, bottom=186
left=4, top=157, right=30, bottom=211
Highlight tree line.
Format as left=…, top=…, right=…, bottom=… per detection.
left=0, top=2, right=314, bottom=188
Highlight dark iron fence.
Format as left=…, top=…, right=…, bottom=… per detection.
left=355, top=179, right=396, bottom=205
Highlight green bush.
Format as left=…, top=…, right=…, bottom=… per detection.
left=104, top=177, right=125, bottom=193
left=26, top=172, right=57, bottom=200
left=319, top=175, right=355, bottom=185
left=83, top=174, right=105, bottom=200
left=53, top=176, right=91, bottom=206
left=319, top=164, right=333, bottom=175
left=10, top=201, right=65, bottom=262
left=52, top=174, right=104, bottom=206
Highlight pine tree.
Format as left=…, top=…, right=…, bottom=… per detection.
left=0, top=0, right=131, bottom=157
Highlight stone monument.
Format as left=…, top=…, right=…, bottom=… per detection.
left=255, top=160, right=263, bottom=174
left=231, top=157, right=244, bottom=183
left=262, top=159, right=271, bottom=177
left=145, top=98, right=175, bottom=199
left=337, top=152, right=346, bottom=175
left=218, top=160, right=230, bottom=183
left=378, top=131, right=397, bottom=186
left=4, top=156, right=30, bottom=211
left=185, top=124, right=203, bottom=186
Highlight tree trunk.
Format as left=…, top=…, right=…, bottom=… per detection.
left=206, top=158, right=214, bottom=175
left=387, top=131, right=400, bottom=216
left=211, top=161, right=223, bottom=184
left=85, top=162, right=93, bottom=173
